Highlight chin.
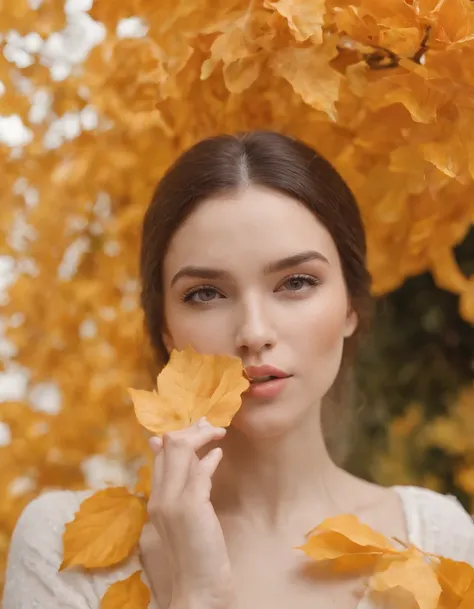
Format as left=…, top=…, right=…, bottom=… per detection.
left=230, top=400, right=307, bottom=440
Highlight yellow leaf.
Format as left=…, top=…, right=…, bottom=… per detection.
left=429, top=247, right=470, bottom=294
left=264, top=0, right=325, bottom=43
left=128, top=346, right=249, bottom=434
left=135, top=465, right=152, bottom=499
left=436, top=557, right=474, bottom=606
left=61, top=487, right=147, bottom=569
left=271, top=40, right=342, bottom=121
left=379, top=27, right=423, bottom=57
left=296, top=514, right=399, bottom=572
left=100, top=570, right=150, bottom=609
left=458, top=582, right=474, bottom=609
left=370, top=555, right=441, bottom=609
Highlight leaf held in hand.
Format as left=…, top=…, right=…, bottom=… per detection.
left=100, top=570, right=150, bottom=609
left=61, top=487, right=147, bottom=569
left=128, top=345, right=249, bottom=434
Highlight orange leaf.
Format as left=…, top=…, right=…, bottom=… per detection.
left=458, top=581, right=474, bottom=609
left=296, top=514, right=399, bottom=572
left=436, top=557, right=474, bottom=607
left=128, top=346, right=249, bottom=434
left=135, top=465, right=152, bottom=499
left=100, top=571, right=150, bottom=609
left=61, top=487, right=147, bottom=569
left=370, top=554, right=441, bottom=609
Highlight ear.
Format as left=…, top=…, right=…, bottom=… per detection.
left=343, top=307, right=358, bottom=338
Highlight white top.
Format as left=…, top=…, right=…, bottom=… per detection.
left=3, top=486, right=474, bottom=609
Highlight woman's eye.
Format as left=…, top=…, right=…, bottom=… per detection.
left=183, top=287, right=222, bottom=303
left=280, top=275, right=319, bottom=292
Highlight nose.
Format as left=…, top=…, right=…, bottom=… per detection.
left=234, top=296, right=277, bottom=356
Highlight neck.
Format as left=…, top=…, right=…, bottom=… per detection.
left=211, top=405, right=352, bottom=531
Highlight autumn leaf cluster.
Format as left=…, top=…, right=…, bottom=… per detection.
left=299, top=513, right=474, bottom=608
left=1, top=0, right=474, bottom=590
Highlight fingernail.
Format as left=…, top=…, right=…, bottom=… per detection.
left=148, top=436, right=163, bottom=451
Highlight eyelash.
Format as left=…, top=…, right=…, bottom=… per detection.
left=181, top=274, right=320, bottom=304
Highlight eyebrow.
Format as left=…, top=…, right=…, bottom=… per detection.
left=170, top=250, right=329, bottom=286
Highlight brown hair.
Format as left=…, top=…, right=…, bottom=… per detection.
left=140, top=131, right=372, bottom=460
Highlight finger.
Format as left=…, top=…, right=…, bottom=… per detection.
left=150, top=442, right=165, bottom=500
left=149, top=436, right=163, bottom=453
left=186, top=447, right=223, bottom=499
left=170, top=420, right=227, bottom=451
left=199, top=447, right=223, bottom=478
left=161, top=433, right=196, bottom=502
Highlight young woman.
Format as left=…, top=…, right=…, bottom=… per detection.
left=4, top=131, right=474, bottom=609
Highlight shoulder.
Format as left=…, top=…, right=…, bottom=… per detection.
left=3, top=490, right=144, bottom=609
left=10, top=490, right=94, bottom=558
left=10, top=490, right=94, bottom=559
left=394, top=485, right=474, bottom=563
left=16, top=488, right=93, bottom=531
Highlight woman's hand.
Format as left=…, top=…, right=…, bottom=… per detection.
left=148, top=418, right=235, bottom=609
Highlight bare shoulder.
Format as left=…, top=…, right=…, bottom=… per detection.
left=340, top=474, right=409, bottom=541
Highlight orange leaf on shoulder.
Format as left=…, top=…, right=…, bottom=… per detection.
left=436, top=556, right=474, bottom=608
left=296, top=514, right=400, bottom=573
left=100, top=570, right=150, bottom=609
left=61, top=487, right=147, bottom=570
left=128, top=346, right=249, bottom=435
left=370, top=554, right=441, bottom=609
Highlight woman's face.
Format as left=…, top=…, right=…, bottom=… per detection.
left=162, top=185, right=357, bottom=439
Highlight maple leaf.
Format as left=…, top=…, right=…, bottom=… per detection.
left=128, top=346, right=249, bottom=434
left=296, top=513, right=400, bottom=572
left=100, top=570, right=150, bottom=609
left=61, top=487, right=147, bottom=569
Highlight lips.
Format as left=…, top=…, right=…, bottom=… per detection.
left=245, top=366, right=291, bottom=388
left=244, top=366, right=291, bottom=400
left=245, top=365, right=291, bottom=383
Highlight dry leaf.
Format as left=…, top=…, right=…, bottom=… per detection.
left=297, top=514, right=399, bottom=572
left=129, top=346, right=249, bottom=434
left=61, top=488, right=147, bottom=569
left=135, top=465, right=152, bottom=499
left=370, top=554, right=442, bottom=609
left=436, top=557, right=474, bottom=607
left=458, top=582, right=474, bottom=609
left=264, top=0, right=326, bottom=43
left=100, top=570, right=150, bottom=609
left=271, top=40, right=342, bottom=121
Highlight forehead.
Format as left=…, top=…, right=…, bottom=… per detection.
left=164, top=186, right=339, bottom=271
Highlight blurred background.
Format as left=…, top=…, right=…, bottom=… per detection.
left=0, top=0, right=473, bottom=592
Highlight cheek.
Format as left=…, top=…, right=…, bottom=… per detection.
left=164, top=302, right=232, bottom=354
left=294, top=289, right=350, bottom=356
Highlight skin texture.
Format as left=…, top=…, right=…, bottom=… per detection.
left=141, top=185, right=407, bottom=609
